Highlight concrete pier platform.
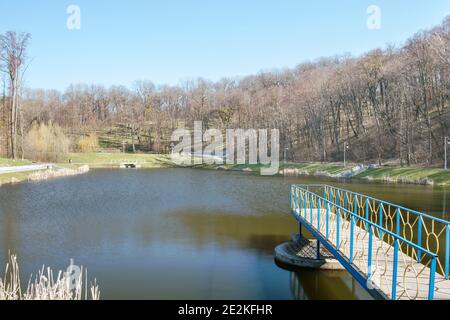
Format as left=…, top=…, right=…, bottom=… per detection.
left=275, top=235, right=344, bottom=270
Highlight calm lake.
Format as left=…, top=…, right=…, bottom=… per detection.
left=0, top=169, right=448, bottom=300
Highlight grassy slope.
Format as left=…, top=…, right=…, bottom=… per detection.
left=66, top=152, right=173, bottom=168
left=198, top=162, right=347, bottom=174
left=172, top=160, right=450, bottom=186
left=0, top=158, right=33, bottom=167
left=356, top=167, right=450, bottom=186
left=0, top=171, right=32, bottom=185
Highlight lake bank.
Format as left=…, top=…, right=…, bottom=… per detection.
left=0, top=162, right=90, bottom=186
left=0, top=153, right=448, bottom=187
left=65, top=153, right=450, bottom=186
left=199, top=162, right=450, bottom=186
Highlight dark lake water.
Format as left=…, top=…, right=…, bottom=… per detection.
left=0, top=169, right=448, bottom=300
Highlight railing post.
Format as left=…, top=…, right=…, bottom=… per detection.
left=317, top=197, right=321, bottom=230
left=394, top=208, right=402, bottom=300
left=297, top=188, right=302, bottom=238
left=429, top=257, right=437, bottom=300
left=446, top=224, right=450, bottom=279
left=328, top=188, right=333, bottom=240
left=289, top=186, right=295, bottom=212
left=368, top=225, right=373, bottom=278
left=396, top=208, right=401, bottom=236
left=326, top=202, right=330, bottom=239
left=379, top=204, right=383, bottom=239
left=303, top=191, right=309, bottom=220
left=417, top=217, right=423, bottom=262
left=310, top=193, right=313, bottom=224
left=344, top=192, right=349, bottom=210
left=350, top=214, right=355, bottom=263
left=365, top=198, right=369, bottom=231
left=294, top=188, right=297, bottom=211
left=302, top=190, right=306, bottom=218
left=392, top=239, right=399, bottom=300
left=337, top=190, right=340, bottom=209
left=336, top=208, right=341, bottom=250
left=349, top=195, right=357, bottom=264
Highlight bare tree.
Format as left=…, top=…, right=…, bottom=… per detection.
left=0, top=31, right=31, bottom=159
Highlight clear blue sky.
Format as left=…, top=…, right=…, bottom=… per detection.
left=1, top=0, right=449, bottom=90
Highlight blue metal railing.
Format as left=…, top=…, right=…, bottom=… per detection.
left=324, top=185, right=450, bottom=279
left=293, top=184, right=450, bottom=279
left=290, top=184, right=443, bottom=300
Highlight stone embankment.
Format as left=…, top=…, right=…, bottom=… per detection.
left=28, top=165, right=90, bottom=182
left=279, top=165, right=369, bottom=178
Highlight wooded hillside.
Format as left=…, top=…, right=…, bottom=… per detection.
left=1, top=17, right=449, bottom=165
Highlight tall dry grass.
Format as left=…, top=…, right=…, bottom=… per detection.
left=77, top=134, right=99, bottom=153
left=0, top=253, right=100, bottom=300
left=24, top=122, right=71, bottom=162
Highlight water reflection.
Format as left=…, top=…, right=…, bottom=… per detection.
left=166, top=209, right=294, bottom=254
left=289, top=271, right=369, bottom=300
left=274, top=259, right=372, bottom=300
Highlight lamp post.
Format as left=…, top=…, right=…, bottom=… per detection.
left=344, top=142, right=349, bottom=167
left=284, top=146, right=289, bottom=171
left=445, top=136, right=449, bottom=170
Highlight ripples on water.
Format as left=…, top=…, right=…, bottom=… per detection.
left=0, top=169, right=447, bottom=299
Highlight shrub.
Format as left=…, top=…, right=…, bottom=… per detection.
left=24, top=122, right=70, bottom=162
left=77, top=134, right=99, bottom=153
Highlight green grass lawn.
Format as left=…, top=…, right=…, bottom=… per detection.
left=0, top=158, right=33, bottom=167
left=356, top=167, right=450, bottom=186
left=196, top=161, right=348, bottom=175
left=64, top=152, right=173, bottom=168
left=284, top=162, right=348, bottom=175
left=0, top=171, right=29, bottom=185
left=198, top=161, right=450, bottom=185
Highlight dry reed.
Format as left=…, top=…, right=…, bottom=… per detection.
left=0, top=253, right=100, bottom=300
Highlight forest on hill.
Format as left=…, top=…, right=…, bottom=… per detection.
left=1, top=17, right=449, bottom=166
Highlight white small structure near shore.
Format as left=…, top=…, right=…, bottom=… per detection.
left=119, top=162, right=142, bottom=169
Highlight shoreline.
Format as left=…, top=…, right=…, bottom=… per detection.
left=187, top=163, right=447, bottom=187
left=0, top=164, right=90, bottom=186
left=0, top=153, right=449, bottom=187
left=66, top=153, right=450, bottom=187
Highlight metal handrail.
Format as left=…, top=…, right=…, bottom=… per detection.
left=291, top=184, right=441, bottom=300
left=327, top=185, right=450, bottom=225
left=293, top=184, right=450, bottom=279
left=291, top=186, right=437, bottom=257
